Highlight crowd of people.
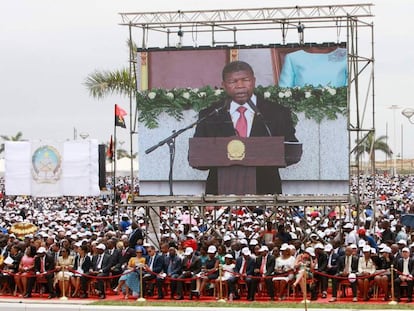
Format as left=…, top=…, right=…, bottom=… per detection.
left=0, top=174, right=414, bottom=302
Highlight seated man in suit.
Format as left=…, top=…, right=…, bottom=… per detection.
left=90, top=243, right=112, bottom=299
left=175, top=247, right=201, bottom=300
left=229, top=247, right=256, bottom=301
left=251, top=245, right=275, bottom=301
left=312, top=243, right=328, bottom=300
left=193, top=60, right=299, bottom=195
left=142, top=245, right=164, bottom=298
left=394, top=247, right=414, bottom=302
left=324, top=243, right=339, bottom=297
left=162, top=247, right=182, bottom=299
left=26, top=247, right=56, bottom=299
left=106, top=239, right=122, bottom=290
left=329, top=246, right=359, bottom=302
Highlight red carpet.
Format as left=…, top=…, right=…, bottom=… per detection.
left=0, top=292, right=401, bottom=304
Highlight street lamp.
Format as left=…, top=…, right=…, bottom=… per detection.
left=79, top=132, right=89, bottom=139
left=401, top=108, right=414, bottom=173
left=402, top=108, right=414, bottom=124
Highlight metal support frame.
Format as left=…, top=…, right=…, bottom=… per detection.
left=120, top=4, right=375, bottom=240
left=124, top=195, right=349, bottom=246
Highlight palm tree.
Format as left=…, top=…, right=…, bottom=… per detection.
left=84, top=68, right=135, bottom=99
left=353, top=132, right=392, bottom=164
left=0, top=131, right=24, bottom=154
left=117, top=149, right=137, bottom=160
left=84, top=40, right=137, bottom=99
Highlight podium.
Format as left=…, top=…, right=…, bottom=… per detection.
left=189, top=136, right=302, bottom=195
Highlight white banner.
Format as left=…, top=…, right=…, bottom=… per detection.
left=5, top=140, right=100, bottom=197
left=4, top=142, right=31, bottom=195
left=31, top=140, right=63, bottom=197
left=62, top=140, right=100, bottom=197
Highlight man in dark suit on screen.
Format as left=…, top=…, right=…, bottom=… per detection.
left=193, top=60, right=298, bottom=194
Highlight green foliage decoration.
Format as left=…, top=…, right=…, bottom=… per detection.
left=136, top=85, right=347, bottom=129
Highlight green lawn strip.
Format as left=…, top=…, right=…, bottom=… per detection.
left=90, top=301, right=413, bottom=309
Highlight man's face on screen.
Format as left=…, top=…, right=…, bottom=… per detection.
left=222, top=70, right=256, bottom=104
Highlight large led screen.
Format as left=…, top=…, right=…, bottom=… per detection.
left=137, top=45, right=348, bottom=195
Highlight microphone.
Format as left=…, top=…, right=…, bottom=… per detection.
left=200, top=97, right=231, bottom=122
left=247, top=98, right=272, bottom=136
left=214, top=97, right=231, bottom=115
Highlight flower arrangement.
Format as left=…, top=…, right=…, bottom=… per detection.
left=136, top=85, right=347, bottom=129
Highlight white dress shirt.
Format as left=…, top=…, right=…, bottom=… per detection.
left=229, top=95, right=257, bottom=137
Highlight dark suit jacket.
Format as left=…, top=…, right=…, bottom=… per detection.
left=107, top=248, right=121, bottom=270
left=165, top=254, right=182, bottom=276
left=316, top=251, right=328, bottom=272
left=91, top=253, right=112, bottom=274
left=34, top=254, right=55, bottom=273
left=395, top=257, right=414, bottom=275
left=326, top=252, right=340, bottom=274
left=194, top=95, right=298, bottom=194
left=73, top=255, right=92, bottom=274
left=8, top=252, right=23, bottom=273
left=235, top=256, right=256, bottom=276
left=128, top=228, right=143, bottom=248
left=255, top=254, right=276, bottom=276
left=147, top=254, right=164, bottom=274
left=337, top=254, right=359, bottom=274
left=114, top=247, right=136, bottom=271
left=230, top=249, right=242, bottom=260
left=182, top=255, right=202, bottom=275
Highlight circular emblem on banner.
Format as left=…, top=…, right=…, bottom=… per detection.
left=227, top=140, right=245, bottom=161
left=32, top=145, right=62, bottom=183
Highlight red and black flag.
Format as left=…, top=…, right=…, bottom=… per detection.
left=107, top=135, right=114, bottom=160
left=115, top=104, right=127, bottom=128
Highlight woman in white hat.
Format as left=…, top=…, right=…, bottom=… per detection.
left=273, top=243, right=295, bottom=300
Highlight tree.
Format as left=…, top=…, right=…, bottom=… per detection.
left=84, top=68, right=135, bottom=99
left=105, top=139, right=137, bottom=162
left=117, top=149, right=137, bottom=160
left=84, top=40, right=137, bottom=99
left=353, top=132, right=392, bottom=165
left=0, top=131, right=24, bottom=154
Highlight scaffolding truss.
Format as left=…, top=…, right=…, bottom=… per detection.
left=119, top=4, right=375, bottom=234
left=120, top=4, right=373, bottom=47
left=119, top=4, right=373, bottom=30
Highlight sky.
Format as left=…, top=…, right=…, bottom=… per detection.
left=1, top=0, right=414, bottom=160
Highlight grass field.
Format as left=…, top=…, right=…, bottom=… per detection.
left=91, top=300, right=414, bottom=309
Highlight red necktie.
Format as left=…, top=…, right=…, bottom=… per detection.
left=260, top=256, right=267, bottom=274
left=241, top=259, right=247, bottom=274
left=235, top=106, right=247, bottom=137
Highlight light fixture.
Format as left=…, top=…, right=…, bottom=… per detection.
left=177, top=25, right=184, bottom=38
left=176, top=25, right=183, bottom=48
left=402, top=108, right=414, bottom=123
left=79, top=132, right=89, bottom=139
left=297, top=22, right=305, bottom=45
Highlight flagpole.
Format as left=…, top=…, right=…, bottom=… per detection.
left=113, top=105, right=118, bottom=225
